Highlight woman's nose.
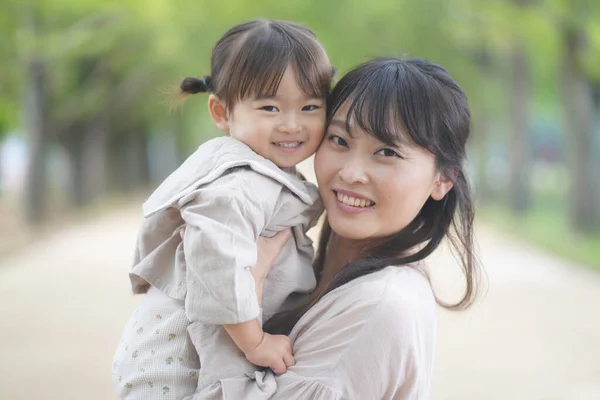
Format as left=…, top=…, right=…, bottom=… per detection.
left=338, top=159, right=369, bottom=185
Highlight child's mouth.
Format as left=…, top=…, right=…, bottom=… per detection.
left=273, top=141, right=302, bottom=152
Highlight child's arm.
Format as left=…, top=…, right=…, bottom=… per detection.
left=224, top=320, right=294, bottom=375
left=224, top=229, right=295, bottom=375
left=178, top=174, right=295, bottom=374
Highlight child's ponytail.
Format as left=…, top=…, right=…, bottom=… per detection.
left=167, top=75, right=212, bottom=112
left=180, top=76, right=213, bottom=94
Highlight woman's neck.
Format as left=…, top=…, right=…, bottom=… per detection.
left=319, top=233, right=375, bottom=286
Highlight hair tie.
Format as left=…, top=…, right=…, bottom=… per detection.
left=203, top=75, right=213, bottom=92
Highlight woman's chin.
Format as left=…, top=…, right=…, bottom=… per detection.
left=327, top=217, right=372, bottom=241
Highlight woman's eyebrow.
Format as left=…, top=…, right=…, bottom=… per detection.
left=329, top=119, right=347, bottom=128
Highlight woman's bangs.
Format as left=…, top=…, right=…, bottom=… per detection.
left=346, top=90, right=409, bottom=146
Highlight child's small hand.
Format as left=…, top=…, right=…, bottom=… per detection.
left=244, top=332, right=295, bottom=375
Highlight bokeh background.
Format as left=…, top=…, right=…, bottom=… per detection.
left=0, top=0, right=599, bottom=399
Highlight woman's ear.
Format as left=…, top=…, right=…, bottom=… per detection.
left=208, top=94, right=229, bottom=132
left=431, top=170, right=455, bottom=201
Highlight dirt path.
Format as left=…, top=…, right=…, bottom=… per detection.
left=0, top=207, right=143, bottom=400
left=429, top=227, right=600, bottom=400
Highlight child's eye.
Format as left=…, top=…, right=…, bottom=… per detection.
left=375, top=148, right=403, bottom=158
left=259, top=106, right=279, bottom=112
left=302, top=105, right=320, bottom=111
left=328, top=134, right=348, bottom=147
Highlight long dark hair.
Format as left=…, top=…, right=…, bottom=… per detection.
left=265, top=57, right=479, bottom=335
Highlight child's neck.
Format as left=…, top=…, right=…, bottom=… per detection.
left=279, top=166, right=297, bottom=174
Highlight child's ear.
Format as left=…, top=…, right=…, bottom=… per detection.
left=208, top=94, right=229, bottom=132
left=431, top=170, right=455, bottom=201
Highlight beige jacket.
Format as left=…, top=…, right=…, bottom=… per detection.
left=129, top=136, right=322, bottom=325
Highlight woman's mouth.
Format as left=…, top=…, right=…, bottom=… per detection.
left=333, top=190, right=375, bottom=213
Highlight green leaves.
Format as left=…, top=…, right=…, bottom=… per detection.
left=0, top=0, right=597, bottom=141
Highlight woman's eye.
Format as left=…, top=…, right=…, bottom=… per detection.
left=259, top=105, right=279, bottom=112
left=302, top=105, right=320, bottom=111
left=376, top=148, right=403, bottom=158
left=328, top=134, right=348, bottom=147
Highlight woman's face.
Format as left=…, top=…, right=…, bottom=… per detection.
left=314, top=104, right=453, bottom=241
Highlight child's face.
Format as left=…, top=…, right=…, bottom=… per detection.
left=226, top=66, right=326, bottom=168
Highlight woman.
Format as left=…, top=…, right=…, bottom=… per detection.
left=192, top=56, right=479, bottom=399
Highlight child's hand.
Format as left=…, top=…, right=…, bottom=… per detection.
left=244, top=332, right=295, bottom=375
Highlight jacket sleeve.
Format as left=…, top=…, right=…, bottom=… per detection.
left=179, top=174, right=273, bottom=325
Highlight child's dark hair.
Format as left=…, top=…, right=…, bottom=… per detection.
left=178, top=19, right=333, bottom=109
left=265, top=57, right=480, bottom=335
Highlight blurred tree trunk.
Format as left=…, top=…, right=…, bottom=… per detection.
left=139, top=131, right=151, bottom=187
left=508, top=42, right=531, bottom=213
left=128, top=125, right=150, bottom=189
left=23, top=56, right=49, bottom=224
left=472, top=112, right=491, bottom=202
left=561, top=25, right=598, bottom=233
left=471, top=47, right=493, bottom=203
left=62, top=121, right=106, bottom=208
left=63, top=122, right=87, bottom=207
left=107, top=129, right=129, bottom=193
left=83, top=108, right=109, bottom=201
left=81, top=62, right=112, bottom=202
left=62, top=121, right=105, bottom=208
left=107, top=125, right=150, bottom=194
left=60, top=58, right=112, bottom=207
left=173, top=111, right=189, bottom=163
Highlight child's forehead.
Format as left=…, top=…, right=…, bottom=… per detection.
left=224, top=55, right=332, bottom=108
left=247, top=71, right=327, bottom=101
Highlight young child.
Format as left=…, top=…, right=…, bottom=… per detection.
left=112, top=19, right=333, bottom=399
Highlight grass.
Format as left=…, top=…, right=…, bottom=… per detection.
left=477, top=196, right=600, bottom=271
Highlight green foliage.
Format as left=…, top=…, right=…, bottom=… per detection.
left=0, top=0, right=597, bottom=139
left=0, top=0, right=598, bottom=207
left=0, top=0, right=597, bottom=249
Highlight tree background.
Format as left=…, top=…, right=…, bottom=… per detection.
left=0, top=0, right=599, bottom=267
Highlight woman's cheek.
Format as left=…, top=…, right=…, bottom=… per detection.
left=314, top=149, right=333, bottom=187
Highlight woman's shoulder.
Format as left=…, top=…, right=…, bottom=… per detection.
left=338, top=265, right=434, bottom=309
left=288, top=265, right=437, bottom=398
left=299, top=265, right=436, bottom=336
left=324, top=266, right=436, bottom=336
